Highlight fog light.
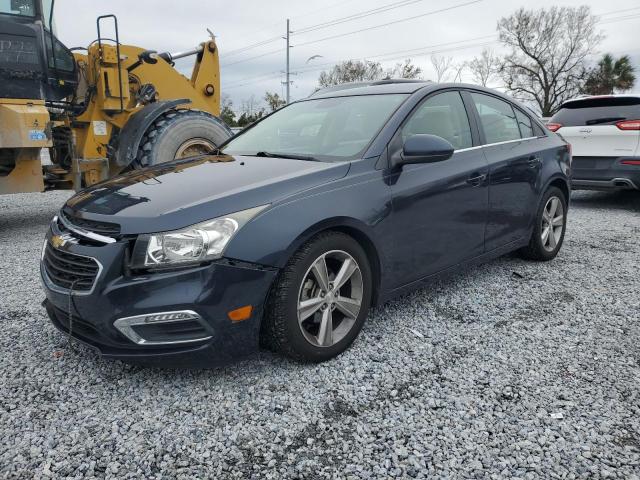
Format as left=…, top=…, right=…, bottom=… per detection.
left=114, top=310, right=212, bottom=345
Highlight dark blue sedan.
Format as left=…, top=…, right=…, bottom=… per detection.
left=41, top=80, right=571, bottom=366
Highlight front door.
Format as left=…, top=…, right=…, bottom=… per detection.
left=387, top=90, right=489, bottom=288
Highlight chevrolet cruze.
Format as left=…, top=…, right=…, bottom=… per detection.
left=41, top=81, right=571, bottom=366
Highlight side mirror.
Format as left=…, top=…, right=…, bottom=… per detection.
left=396, top=134, right=455, bottom=166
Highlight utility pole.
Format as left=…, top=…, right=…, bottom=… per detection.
left=285, top=18, right=291, bottom=103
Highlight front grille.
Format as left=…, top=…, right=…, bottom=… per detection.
left=60, top=210, right=121, bottom=237
left=42, top=244, right=100, bottom=292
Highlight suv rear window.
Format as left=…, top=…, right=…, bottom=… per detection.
left=550, top=97, right=640, bottom=126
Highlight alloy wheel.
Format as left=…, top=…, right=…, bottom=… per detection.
left=541, top=196, right=564, bottom=252
left=297, top=250, right=363, bottom=348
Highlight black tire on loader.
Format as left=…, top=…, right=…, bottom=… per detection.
left=134, top=109, right=231, bottom=168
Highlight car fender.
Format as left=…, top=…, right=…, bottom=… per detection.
left=224, top=164, right=393, bottom=282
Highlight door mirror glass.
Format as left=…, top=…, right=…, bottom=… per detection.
left=399, top=134, right=454, bottom=165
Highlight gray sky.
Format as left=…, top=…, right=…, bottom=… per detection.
left=54, top=0, right=640, bottom=112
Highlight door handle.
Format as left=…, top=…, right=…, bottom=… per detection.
left=528, top=156, right=541, bottom=168
left=466, top=173, right=487, bottom=186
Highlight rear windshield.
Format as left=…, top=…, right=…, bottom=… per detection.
left=550, top=97, right=640, bottom=126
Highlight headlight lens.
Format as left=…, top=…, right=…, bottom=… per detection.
left=138, top=205, right=268, bottom=268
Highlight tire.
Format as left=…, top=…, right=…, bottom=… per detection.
left=135, top=109, right=231, bottom=168
left=262, top=232, right=373, bottom=362
left=518, top=186, right=567, bottom=261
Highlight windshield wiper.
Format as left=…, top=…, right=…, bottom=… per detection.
left=254, top=151, right=320, bottom=162
left=585, top=117, right=626, bottom=125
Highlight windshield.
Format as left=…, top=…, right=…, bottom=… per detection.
left=222, top=94, right=408, bottom=161
left=0, top=0, right=35, bottom=16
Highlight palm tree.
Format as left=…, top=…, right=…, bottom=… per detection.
left=583, top=54, right=636, bottom=95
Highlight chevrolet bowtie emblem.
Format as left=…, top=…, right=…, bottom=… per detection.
left=51, top=233, right=77, bottom=248
left=51, top=235, right=66, bottom=248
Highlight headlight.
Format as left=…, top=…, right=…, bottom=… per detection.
left=132, top=205, right=268, bottom=268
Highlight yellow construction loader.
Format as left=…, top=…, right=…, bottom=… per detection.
left=0, top=0, right=230, bottom=195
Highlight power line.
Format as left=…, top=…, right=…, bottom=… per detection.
left=222, top=4, right=640, bottom=82
left=290, top=0, right=360, bottom=21
left=223, top=36, right=499, bottom=90
left=222, top=35, right=282, bottom=58
left=220, top=0, right=472, bottom=61
left=599, top=13, right=640, bottom=25
left=596, top=6, right=640, bottom=17
left=293, top=0, right=483, bottom=48
left=220, top=0, right=360, bottom=58
left=294, top=0, right=429, bottom=35
left=299, top=34, right=498, bottom=72
left=221, top=47, right=285, bottom=68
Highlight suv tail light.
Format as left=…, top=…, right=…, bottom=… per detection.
left=546, top=123, right=562, bottom=132
left=616, top=119, right=640, bottom=130
left=621, top=160, right=640, bottom=166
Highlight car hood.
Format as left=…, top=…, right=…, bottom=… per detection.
left=63, top=154, right=350, bottom=234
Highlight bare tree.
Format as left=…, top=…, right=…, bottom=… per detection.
left=451, top=62, right=466, bottom=83
left=264, top=91, right=286, bottom=112
left=317, top=58, right=425, bottom=88
left=241, top=95, right=262, bottom=117
left=498, top=6, right=603, bottom=116
left=220, top=94, right=236, bottom=126
left=318, top=60, right=386, bottom=87
left=388, top=59, right=423, bottom=79
left=430, top=55, right=453, bottom=82
left=466, top=48, right=499, bottom=87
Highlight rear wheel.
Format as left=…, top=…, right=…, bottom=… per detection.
left=519, top=186, right=567, bottom=261
left=135, top=109, right=231, bottom=168
left=262, top=232, right=373, bottom=362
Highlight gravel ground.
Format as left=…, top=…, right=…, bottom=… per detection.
left=1, top=190, right=639, bottom=479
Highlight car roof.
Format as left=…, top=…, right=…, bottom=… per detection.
left=306, top=80, right=538, bottom=117
left=308, top=79, right=432, bottom=98
left=307, top=80, right=524, bottom=102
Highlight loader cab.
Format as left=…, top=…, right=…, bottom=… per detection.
left=0, top=0, right=76, bottom=101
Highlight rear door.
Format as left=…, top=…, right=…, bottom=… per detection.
left=467, top=91, right=543, bottom=250
left=549, top=97, right=640, bottom=159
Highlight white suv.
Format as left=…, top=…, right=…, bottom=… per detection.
left=547, top=95, right=640, bottom=191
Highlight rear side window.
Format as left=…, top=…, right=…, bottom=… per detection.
left=515, top=109, right=534, bottom=138
left=471, top=93, right=521, bottom=144
left=402, top=91, right=473, bottom=149
left=550, top=97, right=640, bottom=126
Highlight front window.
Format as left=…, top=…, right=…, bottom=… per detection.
left=222, top=94, right=408, bottom=161
left=401, top=91, right=473, bottom=149
left=0, top=0, right=35, bottom=16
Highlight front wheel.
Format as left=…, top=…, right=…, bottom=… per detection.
left=518, top=186, right=567, bottom=261
left=262, top=232, right=373, bottom=362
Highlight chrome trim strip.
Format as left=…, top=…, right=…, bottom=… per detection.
left=455, top=145, right=483, bottom=153
left=41, top=245, right=104, bottom=296
left=455, top=136, right=539, bottom=153
left=58, top=212, right=117, bottom=244
left=483, top=136, right=539, bottom=147
left=113, top=310, right=213, bottom=346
